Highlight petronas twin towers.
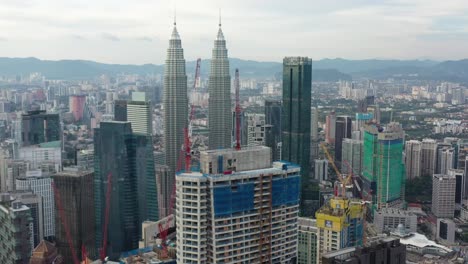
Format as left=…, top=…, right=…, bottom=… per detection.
left=163, top=19, right=232, bottom=175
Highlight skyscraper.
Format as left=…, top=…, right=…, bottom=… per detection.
left=0, top=196, right=33, bottom=264
left=245, top=113, right=266, bottom=146
left=334, top=116, right=352, bottom=162
left=52, top=167, right=95, bottom=262
left=325, top=111, right=336, bottom=144
left=421, top=138, right=437, bottom=177
left=176, top=146, right=300, bottom=263
left=298, top=218, right=318, bottom=264
left=432, top=174, right=456, bottom=218
left=94, top=121, right=139, bottom=259
left=362, top=123, right=405, bottom=210
left=127, top=101, right=152, bottom=136
left=16, top=172, right=55, bottom=240
left=311, top=107, right=320, bottom=161
left=21, top=110, right=60, bottom=146
left=281, top=56, right=312, bottom=214
left=69, top=95, right=86, bottom=122
left=208, top=20, right=232, bottom=150
left=163, top=21, right=188, bottom=175
left=265, top=100, right=282, bottom=161
left=341, top=138, right=363, bottom=177
left=405, top=140, right=422, bottom=180
left=11, top=191, right=43, bottom=248
left=114, top=100, right=128, bottom=122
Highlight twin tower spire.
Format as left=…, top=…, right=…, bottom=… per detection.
left=163, top=12, right=232, bottom=176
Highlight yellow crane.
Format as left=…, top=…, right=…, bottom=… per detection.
left=320, top=143, right=353, bottom=197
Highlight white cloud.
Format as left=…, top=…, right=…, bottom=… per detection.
left=0, top=0, right=467, bottom=63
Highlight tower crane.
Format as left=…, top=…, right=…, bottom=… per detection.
left=234, top=68, right=241, bottom=150
left=320, top=143, right=353, bottom=197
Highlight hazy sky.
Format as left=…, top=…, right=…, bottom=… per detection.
left=1, top=0, right=468, bottom=64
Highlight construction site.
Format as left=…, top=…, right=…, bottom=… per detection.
left=361, top=122, right=405, bottom=210
left=176, top=145, right=301, bottom=263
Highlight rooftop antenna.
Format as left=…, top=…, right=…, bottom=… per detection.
left=173, top=1, right=177, bottom=26
left=219, top=8, right=221, bottom=27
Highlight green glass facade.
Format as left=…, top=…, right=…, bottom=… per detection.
left=21, top=110, right=60, bottom=146
left=281, top=57, right=313, bottom=215
left=94, top=121, right=158, bottom=260
left=362, top=124, right=405, bottom=210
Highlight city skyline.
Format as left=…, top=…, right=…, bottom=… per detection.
left=1, top=0, right=468, bottom=64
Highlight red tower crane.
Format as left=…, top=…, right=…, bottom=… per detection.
left=193, top=58, right=201, bottom=90
left=185, top=58, right=202, bottom=172
left=99, top=172, right=113, bottom=261
left=81, top=244, right=88, bottom=264
left=234, top=68, right=241, bottom=150
left=52, top=182, right=80, bottom=264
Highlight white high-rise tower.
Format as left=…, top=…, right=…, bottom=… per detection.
left=163, top=21, right=188, bottom=175
left=208, top=17, right=232, bottom=149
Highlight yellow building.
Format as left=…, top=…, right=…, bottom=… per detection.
left=315, top=197, right=364, bottom=263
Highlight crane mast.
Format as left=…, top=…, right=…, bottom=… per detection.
left=235, top=68, right=241, bottom=150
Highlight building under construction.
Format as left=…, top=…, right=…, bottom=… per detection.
left=176, top=146, right=300, bottom=263
left=315, top=197, right=365, bottom=263
left=362, top=123, right=405, bottom=210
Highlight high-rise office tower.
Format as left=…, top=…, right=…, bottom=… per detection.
left=439, top=147, right=456, bottom=175
left=314, top=159, right=329, bottom=182
left=341, top=138, right=363, bottom=177
left=16, top=172, right=55, bottom=239
left=105, top=92, right=114, bottom=115
left=208, top=21, right=232, bottom=150
left=11, top=191, right=43, bottom=248
left=362, top=123, right=405, bottom=210
left=155, top=165, right=172, bottom=219
left=21, top=110, right=60, bottom=146
left=163, top=21, right=188, bottom=175
left=298, top=218, right=318, bottom=264
left=0, top=195, right=33, bottom=264
left=69, top=95, right=86, bottom=122
left=127, top=92, right=152, bottom=136
left=405, top=140, right=422, bottom=180
left=94, top=121, right=139, bottom=259
left=114, top=100, right=128, bottom=122
left=176, top=146, right=300, bottom=263
left=282, top=56, right=312, bottom=214
left=311, top=107, right=319, bottom=141
left=315, top=197, right=364, bottom=263
left=246, top=113, right=266, bottom=146
left=448, top=169, right=465, bottom=205
left=334, top=116, right=352, bottom=162
left=265, top=100, right=282, bottom=161
left=432, top=174, right=456, bottom=218
left=325, top=111, right=336, bottom=144
left=52, top=167, right=96, bottom=262
left=311, top=107, right=320, bottom=161
left=421, top=138, right=437, bottom=177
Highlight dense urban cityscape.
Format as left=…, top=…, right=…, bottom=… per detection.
left=0, top=1, right=468, bottom=264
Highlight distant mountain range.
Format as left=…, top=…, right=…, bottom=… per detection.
left=1, top=57, right=468, bottom=82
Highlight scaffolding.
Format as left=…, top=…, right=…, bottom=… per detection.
left=363, top=128, right=404, bottom=210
